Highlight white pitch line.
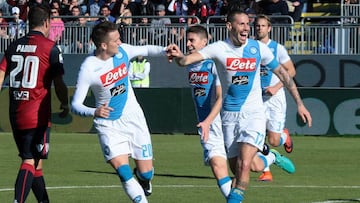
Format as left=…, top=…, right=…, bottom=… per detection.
left=311, top=200, right=360, bottom=203
left=1, top=184, right=360, bottom=192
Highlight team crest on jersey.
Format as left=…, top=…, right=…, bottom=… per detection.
left=189, top=72, right=209, bottom=84
left=100, top=63, right=127, bottom=87
left=115, top=52, right=123, bottom=59
left=270, top=47, right=275, bottom=53
left=226, top=58, right=256, bottom=72
left=232, top=75, right=249, bottom=85
left=110, top=83, right=126, bottom=96
left=250, top=47, right=258, bottom=55
left=194, top=87, right=206, bottom=97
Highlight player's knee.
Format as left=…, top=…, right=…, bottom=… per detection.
left=137, top=168, right=154, bottom=181
left=116, top=164, right=133, bottom=182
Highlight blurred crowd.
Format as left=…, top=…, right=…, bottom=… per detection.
left=0, top=0, right=354, bottom=53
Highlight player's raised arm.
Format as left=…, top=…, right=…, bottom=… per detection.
left=167, top=44, right=204, bottom=66
left=273, top=65, right=312, bottom=127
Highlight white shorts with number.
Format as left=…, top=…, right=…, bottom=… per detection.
left=222, top=107, right=266, bottom=159
left=198, top=114, right=227, bottom=166
left=94, top=108, right=153, bottom=162
left=264, top=89, right=287, bottom=134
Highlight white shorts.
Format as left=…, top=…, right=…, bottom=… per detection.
left=222, top=108, right=266, bottom=159
left=94, top=108, right=153, bottom=162
left=264, top=90, right=287, bottom=133
left=198, top=114, right=227, bottom=166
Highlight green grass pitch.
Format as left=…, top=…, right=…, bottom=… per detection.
left=1, top=133, right=360, bottom=203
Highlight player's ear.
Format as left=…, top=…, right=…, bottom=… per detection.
left=226, top=22, right=232, bottom=31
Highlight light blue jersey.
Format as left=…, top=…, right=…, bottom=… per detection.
left=198, top=38, right=279, bottom=112
left=187, top=59, right=220, bottom=122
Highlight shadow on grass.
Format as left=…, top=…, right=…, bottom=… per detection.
left=328, top=199, right=360, bottom=202
left=79, top=170, right=214, bottom=180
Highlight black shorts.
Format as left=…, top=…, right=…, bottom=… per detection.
left=12, top=126, right=50, bottom=160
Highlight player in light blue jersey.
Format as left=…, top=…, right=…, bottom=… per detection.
left=167, top=10, right=312, bottom=203
left=71, top=21, right=167, bottom=203
left=255, top=14, right=297, bottom=182
left=183, top=25, right=232, bottom=199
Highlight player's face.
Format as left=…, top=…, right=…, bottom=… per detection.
left=227, top=13, right=250, bottom=46
left=105, top=30, right=121, bottom=56
left=186, top=32, right=207, bottom=54
left=255, top=18, right=271, bottom=40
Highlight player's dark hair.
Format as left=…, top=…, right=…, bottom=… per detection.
left=91, top=21, right=118, bottom=48
left=254, top=14, right=272, bottom=27
left=226, top=9, right=248, bottom=23
left=186, top=25, right=208, bottom=40
left=28, top=5, right=51, bottom=30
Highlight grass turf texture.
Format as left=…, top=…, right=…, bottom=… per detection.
left=0, top=133, right=360, bottom=203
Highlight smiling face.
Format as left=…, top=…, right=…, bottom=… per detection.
left=186, top=32, right=208, bottom=54
left=227, top=13, right=250, bottom=46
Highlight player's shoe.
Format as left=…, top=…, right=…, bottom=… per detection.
left=271, top=149, right=296, bottom=174
left=134, top=168, right=152, bottom=196
left=257, top=171, right=273, bottom=181
left=283, top=128, right=293, bottom=153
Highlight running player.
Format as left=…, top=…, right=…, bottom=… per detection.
left=255, top=14, right=297, bottom=181
left=182, top=24, right=232, bottom=199
left=71, top=21, right=167, bottom=203
left=167, top=10, right=312, bottom=203
left=0, top=5, right=69, bottom=203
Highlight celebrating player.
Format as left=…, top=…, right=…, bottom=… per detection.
left=71, top=21, right=167, bottom=203
left=255, top=14, right=297, bottom=181
left=167, top=9, right=312, bottom=203
left=180, top=24, right=232, bottom=199
left=0, top=5, right=69, bottom=203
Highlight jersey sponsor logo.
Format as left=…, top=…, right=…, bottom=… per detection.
left=101, top=63, right=127, bottom=87
left=232, top=75, right=249, bottom=85
left=13, top=90, right=30, bottom=100
left=189, top=72, right=209, bottom=84
left=226, top=58, right=256, bottom=72
left=194, top=87, right=206, bottom=97
left=110, top=83, right=126, bottom=96
left=16, top=45, right=37, bottom=53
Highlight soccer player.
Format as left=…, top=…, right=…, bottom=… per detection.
left=181, top=24, right=232, bottom=198
left=0, top=5, right=69, bottom=203
left=167, top=10, right=312, bottom=203
left=255, top=14, right=297, bottom=181
left=71, top=21, right=167, bottom=203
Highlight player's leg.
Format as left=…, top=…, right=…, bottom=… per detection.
left=210, top=156, right=232, bottom=198
left=110, top=155, right=148, bottom=203
left=133, top=160, right=153, bottom=196
left=12, top=128, right=37, bottom=203
left=204, top=115, right=231, bottom=198
left=32, top=159, right=49, bottom=203
left=130, top=109, right=154, bottom=197
left=266, top=92, right=292, bottom=152
left=95, top=117, right=148, bottom=203
left=31, top=126, right=50, bottom=203
left=228, top=108, right=266, bottom=203
left=227, top=143, right=259, bottom=203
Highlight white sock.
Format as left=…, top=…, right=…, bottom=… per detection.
left=263, top=166, right=270, bottom=172
left=122, top=178, right=148, bottom=203
left=218, top=176, right=232, bottom=198
left=263, top=152, right=276, bottom=167
left=279, top=131, right=287, bottom=146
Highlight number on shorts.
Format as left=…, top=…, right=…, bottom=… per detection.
left=142, top=144, right=153, bottom=158
left=10, top=55, right=39, bottom=88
